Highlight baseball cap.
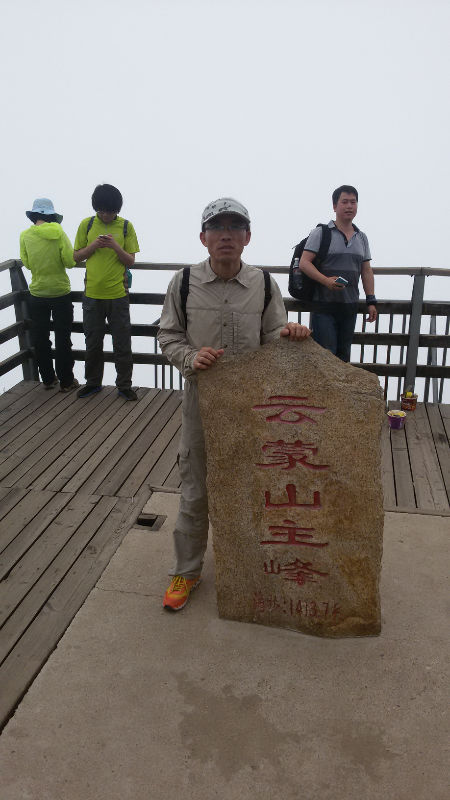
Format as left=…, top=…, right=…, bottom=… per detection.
left=201, top=197, right=250, bottom=228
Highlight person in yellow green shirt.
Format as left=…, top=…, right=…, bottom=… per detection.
left=20, top=198, right=78, bottom=392
left=74, top=184, right=139, bottom=401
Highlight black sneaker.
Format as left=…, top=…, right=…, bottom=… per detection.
left=77, top=385, right=102, bottom=399
left=118, top=388, right=138, bottom=401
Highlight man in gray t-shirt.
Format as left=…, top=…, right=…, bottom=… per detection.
left=299, top=185, right=377, bottom=361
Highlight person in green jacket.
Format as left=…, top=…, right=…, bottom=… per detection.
left=20, top=198, right=78, bottom=391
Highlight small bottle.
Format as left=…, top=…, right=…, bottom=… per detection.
left=293, top=257, right=300, bottom=273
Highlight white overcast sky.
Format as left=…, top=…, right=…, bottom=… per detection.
left=1, top=0, right=449, bottom=392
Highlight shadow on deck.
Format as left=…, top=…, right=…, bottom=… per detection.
left=0, top=381, right=449, bottom=730
left=0, top=381, right=182, bottom=729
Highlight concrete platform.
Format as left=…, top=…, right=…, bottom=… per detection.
left=0, top=494, right=448, bottom=800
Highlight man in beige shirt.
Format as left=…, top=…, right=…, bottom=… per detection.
left=158, top=197, right=311, bottom=611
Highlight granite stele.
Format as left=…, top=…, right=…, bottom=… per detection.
left=197, top=336, right=385, bottom=637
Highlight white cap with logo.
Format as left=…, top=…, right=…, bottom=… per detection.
left=201, top=197, right=250, bottom=227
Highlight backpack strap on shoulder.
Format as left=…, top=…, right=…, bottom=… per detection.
left=316, top=223, right=332, bottom=265
left=180, top=266, right=190, bottom=329
left=262, top=269, right=272, bottom=313
left=86, top=216, right=95, bottom=235
left=123, top=219, right=128, bottom=237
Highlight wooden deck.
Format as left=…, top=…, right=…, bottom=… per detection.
left=383, top=401, right=450, bottom=515
left=0, top=382, right=449, bottom=730
left=0, top=381, right=182, bottom=729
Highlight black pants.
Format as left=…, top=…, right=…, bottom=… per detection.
left=28, top=294, right=75, bottom=387
left=82, top=295, right=132, bottom=390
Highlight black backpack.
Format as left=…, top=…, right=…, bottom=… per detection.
left=288, top=223, right=331, bottom=302
left=180, top=266, right=272, bottom=328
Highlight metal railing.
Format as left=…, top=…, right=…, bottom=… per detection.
left=1, top=260, right=449, bottom=401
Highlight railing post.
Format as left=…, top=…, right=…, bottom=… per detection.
left=9, top=260, right=39, bottom=381
left=404, top=272, right=425, bottom=394
left=429, top=315, right=439, bottom=403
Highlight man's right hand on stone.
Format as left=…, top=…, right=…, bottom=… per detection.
left=193, top=346, right=225, bottom=370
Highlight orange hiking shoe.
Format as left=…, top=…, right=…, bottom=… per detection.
left=163, top=575, right=201, bottom=612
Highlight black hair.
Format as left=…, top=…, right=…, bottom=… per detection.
left=91, top=184, right=123, bottom=213
left=28, top=213, right=59, bottom=224
left=332, top=185, right=358, bottom=205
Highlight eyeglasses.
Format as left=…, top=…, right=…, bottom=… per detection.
left=204, top=222, right=248, bottom=232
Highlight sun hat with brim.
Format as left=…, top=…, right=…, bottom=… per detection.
left=26, top=198, right=63, bottom=224
left=201, top=197, right=250, bottom=227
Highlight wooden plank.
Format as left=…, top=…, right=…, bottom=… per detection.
left=64, top=389, right=170, bottom=495
left=390, top=418, right=416, bottom=509
left=0, top=389, right=100, bottom=481
left=0, top=381, right=39, bottom=413
left=44, top=388, right=160, bottom=493
left=0, top=385, right=79, bottom=448
left=164, top=462, right=182, bottom=489
left=438, top=404, right=450, bottom=442
left=0, top=490, right=59, bottom=555
left=0, top=487, right=28, bottom=524
left=0, top=388, right=116, bottom=487
left=37, top=388, right=156, bottom=492
left=384, top=505, right=450, bottom=516
left=98, top=391, right=182, bottom=497
left=0, top=495, right=117, bottom=665
left=0, top=491, right=73, bottom=580
left=0, top=486, right=149, bottom=730
left=15, top=389, right=121, bottom=490
left=0, top=494, right=100, bottom=626
left=380, top=420, right=396, bottom=508
left=425, top=404, right=450, bottom=501
left=22, top=389, right=120, bottom=490
left=127, top=416, right=182, bottom=495
left=404, top=403, right=448, bottom=511
left=0, top=382, right=55, bottom=427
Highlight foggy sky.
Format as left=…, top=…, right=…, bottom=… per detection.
left=1, top=0, right=449, bottom=394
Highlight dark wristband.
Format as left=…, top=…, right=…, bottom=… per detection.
left=366, top=295, right=377, bottom=306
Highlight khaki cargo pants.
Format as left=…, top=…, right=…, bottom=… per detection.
left=169, top=380, right=209, bottom=579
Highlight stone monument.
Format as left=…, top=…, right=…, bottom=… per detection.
left=197, top=337, right=385, bottom=637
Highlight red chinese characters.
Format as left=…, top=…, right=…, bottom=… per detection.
left=253, top=393, right=331, bottom=598
left=264, top=483, right=321, bottom=510
left=252, top=395, right=326, bottom=425
left=260, top=519, right=328, bottom=548
left=264, top=559, right=329, bottom=586
left=257, top=440, right=329, bottom=471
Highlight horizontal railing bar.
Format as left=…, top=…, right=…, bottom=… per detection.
left=0, top=259, right=17, bottom=275
left=0, top=291, right=21, bottom=311
left=354, top=363, right=450, bottom=378
left=418, top=334, right=450, bottom=348
left=352, top=333, right=409, bottom=345
left=43, top=261, right=450, bottom=278
left=14, top=290, right=450, bottom=318
left=285, top=299, right=413, bottom=314
left=0, top=350, right=29, bottom=377
left=29, top=324, right=450, bottom=349
left=0, top=321, right=24, bottom=346
left=50, top=321, right=160, bottom=337
left=422, top=302, right=450, bottom=315
left=64, top=350, right=168, bottom=366
left=48, top=350, right=450, bottom=380
left=68, top=291, right=167, bottom=305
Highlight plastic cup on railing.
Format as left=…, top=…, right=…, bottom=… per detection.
left=387, top=410, right=407, bottom=429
